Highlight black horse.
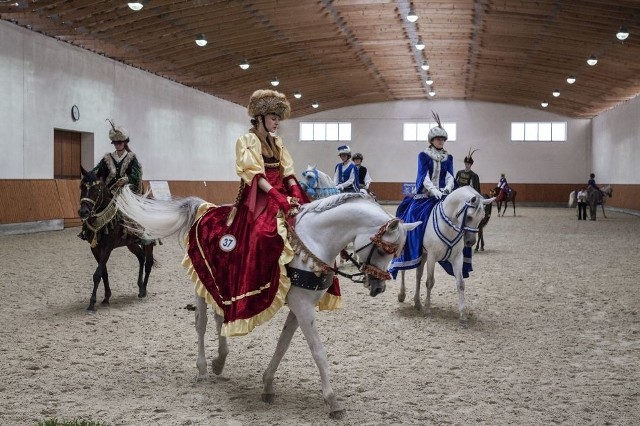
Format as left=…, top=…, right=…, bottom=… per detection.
left=475, top=195, right=492, bottom=252
left=78, top=168, right=155, bottom=312
left=491, top=186, right=516, bottom=216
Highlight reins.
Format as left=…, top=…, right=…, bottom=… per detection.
left=80, top=179, right=120, bottom=247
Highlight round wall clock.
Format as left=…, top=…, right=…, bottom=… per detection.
left=71, top=105, right=80, bottom=121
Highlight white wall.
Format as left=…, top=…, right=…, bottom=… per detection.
left=0, top=21, right=246, bottom=181
left=280, top=100, right=592, bottom=185
left=2, top=20, right=637, bottom=187
left=592, top=95, right=640, bottom=184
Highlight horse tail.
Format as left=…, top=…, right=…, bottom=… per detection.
left=568, top=191, right=575, bottom=208
left=115, top=186, right=206, bottom=243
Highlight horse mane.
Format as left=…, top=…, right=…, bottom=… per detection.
left=300, top=192, right=368, bottom=214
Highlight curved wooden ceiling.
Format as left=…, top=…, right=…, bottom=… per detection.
left=2, top=0, right=639, bottom=118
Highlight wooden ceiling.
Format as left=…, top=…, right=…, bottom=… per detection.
left=2, top=0, right=639, bottom=118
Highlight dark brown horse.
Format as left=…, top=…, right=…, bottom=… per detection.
left=78, top=168, right=154, bottom=312
left=475, top=195, right=492, bottom=251
left=490, top=186, right=516, bottom=216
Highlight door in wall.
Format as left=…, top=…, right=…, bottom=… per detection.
left=54, top=130, right=82, bottom=179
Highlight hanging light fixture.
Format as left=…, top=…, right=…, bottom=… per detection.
left=566, top=75, right=576, bottom=84
left=425, top=75, right=434, bottom=85
left=293, top=91, right=302, bottom=99
left=195, top=34, right=207, bottom=47
left=541, top=101, right=549, bottom=108
left=421, top=60, right=429, bottom=71
left=270, top=77, right=279, bottom=86
left=415, top=39, right=425, bottom=50
left=239, top=59, right=250, bottom=70
left=428, top=88, right=436, bottom=97
left=616, top=27, right=629, bottom=41
left=311, top=101, right=319, bottom=109
left=552, top=89, right=560, bottom=97
left=587, top=55, right=598, bottom=66
left=128, top=1, right=146, bottom=11
left=406, top=8, right=418, bottom=23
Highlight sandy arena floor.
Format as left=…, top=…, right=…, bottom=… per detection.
left=1, top=206, right=638, bottom=426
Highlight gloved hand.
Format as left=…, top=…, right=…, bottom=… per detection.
left=335, top=186, right=343, bottom=192
left=359, top=188, right=369, bottom=195
left=442, top=187, right=451, bottom=195
left=288, top=183, right=306, bottom=203
left=431, top=188, right=443, bottom=199
left=268, top=188, right=290, bottom=213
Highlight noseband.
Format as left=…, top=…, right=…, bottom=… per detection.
left=80, top=179, right=106, bottom=219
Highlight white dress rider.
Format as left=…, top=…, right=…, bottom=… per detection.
left=334, top=145, right=359, bottom=193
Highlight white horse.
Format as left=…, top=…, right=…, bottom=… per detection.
left=398, top=186, right=494, bottom=326
left=568, top=185, right=612, bottom=219
left=300, top=164, right=340, bottom=199
left=115, top=188, right=420, bottom=419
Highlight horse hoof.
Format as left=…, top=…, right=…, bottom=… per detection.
left=261, top=393, right=276, bottom=404
left=330, top=409, right=347, bottom=420
left=397, top=293, right=405, bottom=303
left=101, top=300, right=110, bottom=306
left=87, top=307, right=96, bottom=314
left=480, top=247, right=485, bottom=251
left=194, top=373, right=209, bottom=382
left=459, top=319, right=469, bottom=329
left=138, top=291, right=147, bottom=298
left=211, top=358, right=226, bottom=375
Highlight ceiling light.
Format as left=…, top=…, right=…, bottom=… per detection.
left=270, top=77, right=279, bottom=86
left=128, top=1, right=146, bottom=11
left=415, top=39, right=425, bottom=50
left=541, top=101, right=549, bottom=108
left=428, top=89, right=436, bottom=97
left=239, top=59, right=249, bottom=70
left=425, top=76, right=433, bottom=85
left=195, top=34, right=207, bottom=47
left=311, top=101, right=319, bottom=109
left=406, top=8, right=418, bottom=23
left=421, top=61, right=429, bottom=71
left=616, top=27, right=629, bottom=41
left=566, top=75, right=576, bottom=84
left=293, top=90, right=302, bottom=99
left=552, top=89, right=560, bottom=97
left=587, top=55, right=598, bottom=66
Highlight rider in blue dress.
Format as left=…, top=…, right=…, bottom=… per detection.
left=390, top=113, right=471, bottom=278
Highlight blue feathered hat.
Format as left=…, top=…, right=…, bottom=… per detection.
left=337, top=145, right=351, bottom=156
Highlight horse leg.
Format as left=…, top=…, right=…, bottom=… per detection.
left=475, top=228, right=482, bottom=252
left=601, top=203, right=607, bottom=218
left=398, top=270, right=406, bottom=302
left=140, top=244, right=154, bottom=297
left=512, top=199, right=516, bottom=216
left=195, top=292, right=211, bottom=380
left=452, top=256, right=468, bottom=327
left=424, top=256, right=436, bottom=315
left=413, top=257, right=425, bottom=311
left=262, top=310, right=299, bottom=404
left=127, top=244, right=147, bottom=298
left=211, top=311, right=228, bottom=375
left=287, top=289, right=345, bottom=419
left=89, top=247, right=112, bottom=311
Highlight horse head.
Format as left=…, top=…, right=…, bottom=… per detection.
left=351, top=207, right=420, bottom=297
left=442, top=187, right=494, bottom=248
left=300, top=164, right=320, bottom=199
left=78, top=167, right=110, bottom=221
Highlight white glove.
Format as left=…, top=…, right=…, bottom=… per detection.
left=359, top=188, right=369, bottom=195
left=442, top=187, right=451, bottom=195
left=431, top=188, right=443, bottom=199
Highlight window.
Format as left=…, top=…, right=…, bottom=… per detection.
left=300, top=122, right=351, bottom=141
left=403, top=122, right=457, bottom=141
left=511, top=122, right=566, bottom=142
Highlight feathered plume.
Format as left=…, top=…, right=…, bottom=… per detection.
left=106, top=118, right=116, bottom=131
left=432, top=110, right=443, bottom=128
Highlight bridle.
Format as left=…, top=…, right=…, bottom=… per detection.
left=285, top=218, right=400, bottom=284
left=432, top=198, right=480, bottom=262
left=79, top=178, right=119, bottom=237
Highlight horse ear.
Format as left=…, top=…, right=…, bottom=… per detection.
left=402, top=221, right=421, bottom=232
left=483, top=197, right=496, bottom=205
left=81, top=166, right=88, bottom=177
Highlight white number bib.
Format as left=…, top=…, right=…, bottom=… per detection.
left=219, top=234, right=237, bottom=252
